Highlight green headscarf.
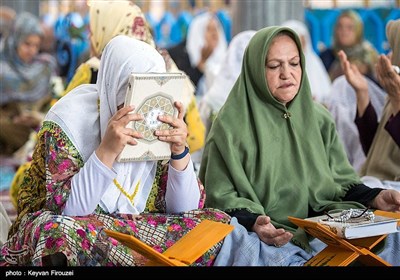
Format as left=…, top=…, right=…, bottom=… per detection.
left=199, top=26, right=363, bottom=250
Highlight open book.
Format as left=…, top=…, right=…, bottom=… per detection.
left=116, top=72, right=186, bottom=162
left=104, top=219, right=234, bottom=266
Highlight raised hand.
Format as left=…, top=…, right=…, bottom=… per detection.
left=338, top=50, right=370, bottom=116
left=155, top=101, right=190, bottom=170
left=96, top=105, right=144, bottom=168
left=376, top=54, right=400, bottom=114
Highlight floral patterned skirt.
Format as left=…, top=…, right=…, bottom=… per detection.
left=0, top=208, right=231, bottom=266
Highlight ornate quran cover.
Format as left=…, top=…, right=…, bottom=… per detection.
left=104, top=220, right=234, bottom=266
left=117, top=72, right=186, bottom=162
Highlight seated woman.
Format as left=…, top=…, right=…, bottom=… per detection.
left=199, top=26, right=400, bottom=266
left=319, top=10, right=378, bottom=83
left=0, top=35, right=230, bottom=266
left=198, top=30, right=256, bottom=135
left=0, top=12, right=57, bottom=156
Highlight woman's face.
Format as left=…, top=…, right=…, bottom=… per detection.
left=265, top=34, right=302, bottom=105
left=204, top=18, right=219, bottom=48
left=17, top=34, right=41, bottom=63
left=336, top=15, right=357, bottom=47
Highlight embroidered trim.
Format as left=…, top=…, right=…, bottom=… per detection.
left=113, top=179, right=140, bottom=205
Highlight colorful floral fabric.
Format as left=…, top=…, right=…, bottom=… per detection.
left=2, top=120, right=227, bottom=266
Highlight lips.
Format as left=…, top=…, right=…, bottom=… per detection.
left=279, top=83, right=294, bottom=88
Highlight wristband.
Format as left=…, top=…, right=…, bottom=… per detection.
left=171, top=146, right=189, bottom=160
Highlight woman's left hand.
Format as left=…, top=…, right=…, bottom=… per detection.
left=371, top=189, right=400, bottom=212
left=155, top=101, right=188, bottom=155
left=155, top=101, right=189, bottom=171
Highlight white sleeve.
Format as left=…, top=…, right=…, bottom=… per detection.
left=165, top=158, right=200, bottom=213
left=63, top=152, right=116, bottom=216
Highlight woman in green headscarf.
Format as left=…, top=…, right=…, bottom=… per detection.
left=199, top=26, right=400, bottom=266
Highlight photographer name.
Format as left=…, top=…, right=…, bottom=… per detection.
left=5, top=270, right=74, bottom=277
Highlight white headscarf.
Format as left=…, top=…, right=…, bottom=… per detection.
left=186, top=12, right=227, bottom=68
left=200, top=30, right=256, bottom=114
left=186, top=12, right=227, bottom=93
left=46, top=35, right=166, bottom=213
left=281, top=20, right=332, bottom=104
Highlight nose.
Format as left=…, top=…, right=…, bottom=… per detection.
left=280, top=65, right=290, bottom=79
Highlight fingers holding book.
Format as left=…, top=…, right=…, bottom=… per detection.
left=96, top=105, right=144, bottom=167
left=155, top=102, right=188, bottom=153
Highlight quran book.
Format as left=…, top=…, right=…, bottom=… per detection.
left=300, top=210, right=400, bottom=239
left=116, top=72, right=186, bottom=162
left=104, top=219, right=234, bottom=266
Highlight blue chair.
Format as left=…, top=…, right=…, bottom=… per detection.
left=357, top=9, right=384, bottom=53
left=305, top=9, right=322, bottom=54
left=170, top=11, right=192, bottom=46
left=216, top=9, right=231, bottom=43
left=154, top=12, right=176, bottom=49
left=54, top=12, right=89, bottom=84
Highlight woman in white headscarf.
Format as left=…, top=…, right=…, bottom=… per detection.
left=281, top=20, right=332, bottom=105
left=0, top=36, right=230, bottom=266
left=169, top=11, right=227, bottom=98
left=198, top=30, right=256, bottom=134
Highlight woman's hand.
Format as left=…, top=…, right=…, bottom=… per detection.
left=155, top=101, right=189, bottom=170
left=252, top=215, right=293, bottom=248
left=96, top=105, right=143, bottom=168
left=376, top=54, right=400, bottom=115
left=370, top=189, right=400, bottom=212
left=338, top=50, right=370, bottom=117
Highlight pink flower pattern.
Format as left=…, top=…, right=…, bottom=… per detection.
left=0, top=122, right=231, bottom=266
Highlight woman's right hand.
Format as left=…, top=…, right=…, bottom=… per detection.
left=338, top=50, right=370, bottom=116
left=95, top=105, right=143, bottom=168
left=252, top=215, right=293, bottom=248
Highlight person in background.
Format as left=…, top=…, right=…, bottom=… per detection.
left=168, top=11, right=227, bottom=98
left=199, top=26, right=400, bottom=266
left=198, top=30, right=256, bottom=135
left=281, top=20, right=331, bottom=105
left=0, top=35, right=230, bottom=266
left=338, top=19, right=400, bottom=190
left=192, top=30, right=255, bottom=173
left=62, top=0, right=205, bottom=156
left=319, top=10, right=378, bottom=83
left=0, top=12, right=57, bottom=156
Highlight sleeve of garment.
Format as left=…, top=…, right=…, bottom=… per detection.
left=384, top=111, right=400, bottom=148
left=225, top=209, right=261, bottom=232
left=165, top=157, right=200, bottom=213
left=355, top=102, right=378, bottom=155
left=343, top=183, right=384, bottom=207
left=63, top=152, right=116, bottom=216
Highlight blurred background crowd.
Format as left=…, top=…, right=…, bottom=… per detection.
left=0, top=0, right=399, bottom=225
